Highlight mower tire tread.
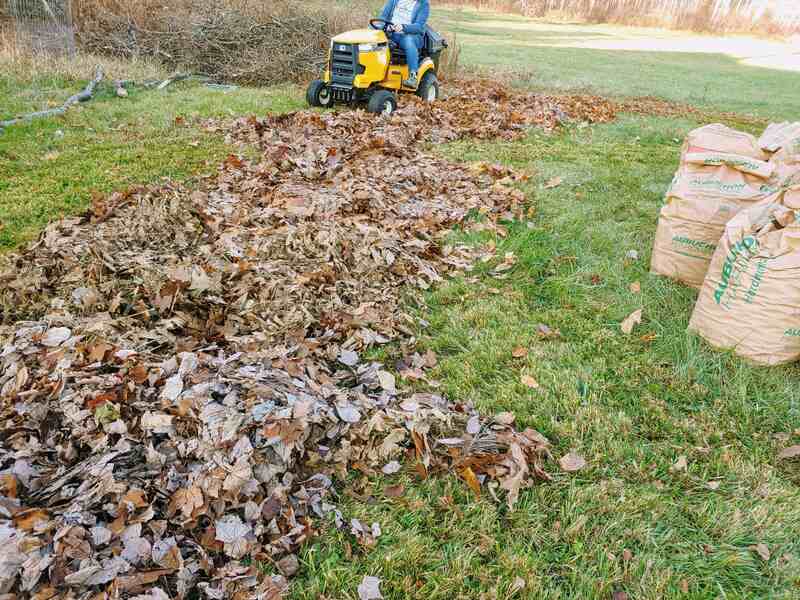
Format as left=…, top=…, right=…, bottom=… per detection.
left=367, top=90, right=398, bottom=115
left=416, top=72, right=440, bottom=103
left=306, top=80, right=332, bottom=108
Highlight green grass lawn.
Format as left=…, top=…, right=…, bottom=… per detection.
left=3, top=8, right=800, bottom=599
left=290, top=116, right=800, bottom=599
left=0, top=74, right=302, bottom=249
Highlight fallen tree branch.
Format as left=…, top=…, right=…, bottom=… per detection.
left=156, top=72, right=191, bottom=90
left=0, top=66, right=104, bottom=131
left=75, top=6, right=345, bottom=86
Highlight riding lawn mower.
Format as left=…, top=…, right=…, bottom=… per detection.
left=306, top=18, right=448, bottom=115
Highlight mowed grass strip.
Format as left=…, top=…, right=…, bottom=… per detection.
left=433, top=7, right=800, bottom=120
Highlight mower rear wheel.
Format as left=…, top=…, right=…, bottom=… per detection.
left=416, top=72, right=440, bottom=103
left=367, top=90, right=397, bottom=116
left=306, top=80, right=333, bottom=108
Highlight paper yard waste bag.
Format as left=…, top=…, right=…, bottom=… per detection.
left=651, top=196, right=738, bottom=288
left=689, top=186, right=800, bottom=365
left=770, top=136, right=800, bottom=182
left=683, top=123, right=768, bottom=160
left=759, top=122, right=800, bottom=154
left=669, top=152, right=776, bottom=201
left=651, top=127, right=777, bottom=288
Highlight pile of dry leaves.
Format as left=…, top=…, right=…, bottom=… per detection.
left=0, top=81, right=609, bottom=598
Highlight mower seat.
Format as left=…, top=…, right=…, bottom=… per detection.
left=387, top=27, right=446, bottom=68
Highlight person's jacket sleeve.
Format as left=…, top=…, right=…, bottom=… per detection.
left=403, top=0, right=429, bottom=35
left=379, top=0, right=393, bottom=22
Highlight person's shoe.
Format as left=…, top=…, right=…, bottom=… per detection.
left=403, top=72, right=418, bottom=88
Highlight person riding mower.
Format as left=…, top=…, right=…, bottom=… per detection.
left=378, top=0, right=430, bottom=89
left=306, top=0, right=447, bottom=115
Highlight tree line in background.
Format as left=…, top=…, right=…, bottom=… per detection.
left=447, top=0, right=800, bottom=34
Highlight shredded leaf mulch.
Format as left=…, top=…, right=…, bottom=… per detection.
left=0, top=80, right=616, bottom=598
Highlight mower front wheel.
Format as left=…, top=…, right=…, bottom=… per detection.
left=416, top=72, right=440, bottom=103
left=306, top=80, right=333, bottom=109
left=367, top=90, right=397, bottom=116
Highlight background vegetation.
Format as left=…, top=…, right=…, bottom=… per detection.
left=440, top=0, right=800, bottom=34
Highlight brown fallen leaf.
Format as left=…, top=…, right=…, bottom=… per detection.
left=612, top=591, right=629, bottom=600
left=679, top=578, right=689, bottom=593
left=706, top=480, right=721, bottom=490
left=629, top=281, right=641, bottom=294
left=277, top=554, right=299, bottom=577
left=31, top=586, right=58, bottom=600
left=752, top=543, right=770, bottom=561
left=536, top=323, right=561, bottom=339
left=622, top=548, right=633, bottom=562
left=521, top=374, right=540, bottom=389
left=130, top=362, right=149, bottom=384
left=14, top=508, right=49, bottom=531
left=0, top=474, right=18, bottom=499
left=117, top=570, right=173, bottom=591
left=670, top=455, right=688, bottom=472
left=620, top=309, right=643, bottom=335
left=544, top=176, right=563, bottom=189
left=86, top=391, right=116, bottom=411
left=494, top=411, right=516, bottom=425
left=459, top=466, right=482, bottom=498
left=559, top=452, right=586, bottom=472
left=512, top=346, right=528, bottom=358
left=86, top=341, right=111, bottom=363
left=377, top=370, right=396, bottom=393
left=383, top=484, right=405, bottom=498
left=778, top=445, right=800, bottom=459
left=509, top=576, right=526, bottom=595
left=423, top=349, right=438, bottom=368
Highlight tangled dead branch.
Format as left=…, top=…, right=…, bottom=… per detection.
left=0, top=65, right=104, bottom=130
left=75, top=1, right=362, bottom=85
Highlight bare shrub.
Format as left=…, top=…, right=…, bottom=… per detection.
left=72, top=0, right=366, bottom=85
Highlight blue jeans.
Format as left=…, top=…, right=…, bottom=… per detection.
left=390, top=32, right=421, bottom=73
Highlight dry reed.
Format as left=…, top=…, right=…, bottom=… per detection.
left=442, top=0, right=800, bottom=35
left=1, top=26, right=165, bottom=85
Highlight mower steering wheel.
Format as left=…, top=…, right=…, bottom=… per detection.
left=369, top=18, right=392, bottom=32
